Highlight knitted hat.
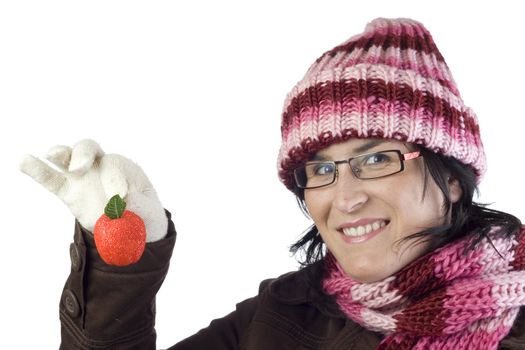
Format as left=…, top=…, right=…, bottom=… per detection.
left=277, top=18, right=486, bottom=191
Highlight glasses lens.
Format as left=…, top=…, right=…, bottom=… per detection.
left=350, top=151, right=402, bottom=179
left=294, top=162, right=335, bottom=188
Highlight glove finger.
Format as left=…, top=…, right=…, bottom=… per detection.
left=20, top=155, right=67, bottom=195
left=45, top=145, right=72, bottom=171
left=69, top=139, right=105, bottom=175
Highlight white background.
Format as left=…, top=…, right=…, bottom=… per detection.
left=1, top=1, right=524, bottom=348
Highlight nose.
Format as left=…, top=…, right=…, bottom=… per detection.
left=333, top=163, right=369, bottom=213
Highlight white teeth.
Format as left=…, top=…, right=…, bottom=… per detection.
left=342, top=220, right=387, bottom=237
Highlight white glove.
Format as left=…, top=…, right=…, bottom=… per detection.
left=20, top=139, right=168, bottom=242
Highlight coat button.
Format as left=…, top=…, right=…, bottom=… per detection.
left=62, top=289, right=80, bottom=318
left=69, top=243, right=82, bottom=272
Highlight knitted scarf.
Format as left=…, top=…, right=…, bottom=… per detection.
left=322, top=226, right=525, bottom=349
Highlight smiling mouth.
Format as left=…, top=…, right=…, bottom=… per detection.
left=340, top=220, right=389, bottom=237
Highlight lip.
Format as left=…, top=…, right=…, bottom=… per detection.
left=337, top=219, right=389, bottom=244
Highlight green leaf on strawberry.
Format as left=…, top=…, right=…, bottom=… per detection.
left=104, top=194, right=126, bottom=219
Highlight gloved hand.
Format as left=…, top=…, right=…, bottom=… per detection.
left=20, top=139, right=168, bottom=242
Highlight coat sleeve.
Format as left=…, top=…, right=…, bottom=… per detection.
left=59, top=210, right=176, bottom=350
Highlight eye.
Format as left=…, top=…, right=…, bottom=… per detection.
left=311, top=162, right=335, bottom=176
left=362, top=152, right=392, bottom=166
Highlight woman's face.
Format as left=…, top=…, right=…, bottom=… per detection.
left=304, top=138, right=462, bottom=283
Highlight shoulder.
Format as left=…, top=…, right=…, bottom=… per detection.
left=256, top=260, right=343, bottom=318
left=238, top=262, right=379, bottom=349
left=258, top=261, right=321, bottom=302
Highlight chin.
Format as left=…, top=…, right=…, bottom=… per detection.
left=349, top=273, right=385, bottom=284
left=341, top=263, right=388, bottom=284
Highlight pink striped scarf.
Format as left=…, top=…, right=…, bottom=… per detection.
left=322, top=226, right=525, bottom=349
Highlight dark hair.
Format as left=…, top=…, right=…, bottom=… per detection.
left=290, top=146, right=522, bottom=266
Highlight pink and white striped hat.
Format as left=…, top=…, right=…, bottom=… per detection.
left=277, top=18, right=486, bottom=191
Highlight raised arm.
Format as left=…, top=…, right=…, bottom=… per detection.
left=20, top=139, right=175, bottom=349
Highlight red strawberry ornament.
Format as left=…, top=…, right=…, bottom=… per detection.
left=94, top=195, right=146, bottom=266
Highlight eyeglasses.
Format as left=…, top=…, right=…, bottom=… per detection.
left=293, top=150, right=421, bottom=189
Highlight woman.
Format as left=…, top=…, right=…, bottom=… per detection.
left=21, top=18, right=524, bottom=349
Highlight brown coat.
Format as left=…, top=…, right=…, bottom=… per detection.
left=59, top=213, right=525, bottom=349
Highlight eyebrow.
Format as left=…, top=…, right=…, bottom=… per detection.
left=312, top=139, right=386, bottom=161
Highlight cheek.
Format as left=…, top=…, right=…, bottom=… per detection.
left=304, top=190, right=330, bottom=227
left=392, top=174, right=446, bottom=228
left=422, top=184, right=448, bottom=222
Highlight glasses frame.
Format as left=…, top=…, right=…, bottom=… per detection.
left=293, top=149, right=421, bottom=189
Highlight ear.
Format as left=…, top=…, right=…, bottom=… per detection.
left=448, top=178, right=462, bottom=204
